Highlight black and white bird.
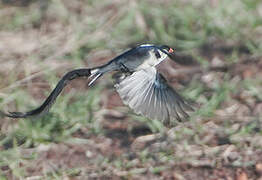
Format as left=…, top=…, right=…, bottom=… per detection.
left=1, top=44, right=193, bottom=125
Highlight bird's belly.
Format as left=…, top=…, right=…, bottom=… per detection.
left=135, top=60, right=152, bottom=70
left=136, top=56, right=156, bottom=70
left=129, top=58, right=155, bottom=71
left=120, top=59, right=149, bottom=71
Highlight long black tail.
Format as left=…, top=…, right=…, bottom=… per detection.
left=0, top=68, right=91, bottom=118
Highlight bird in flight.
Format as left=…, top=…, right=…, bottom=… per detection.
left=0, top=44, right=193, bottom=125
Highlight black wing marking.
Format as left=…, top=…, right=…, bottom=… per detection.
left=0, top=68, right=91, bottom=118
left=114, top=67, right=194, bottom=125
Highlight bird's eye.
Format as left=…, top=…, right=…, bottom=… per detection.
left=154, top=50, right=161, bottom=59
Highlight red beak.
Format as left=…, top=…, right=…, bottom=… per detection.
left=168, top=48, right=174, bottom=53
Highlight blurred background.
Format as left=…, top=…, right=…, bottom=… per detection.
left=0, top=0, right=262, bottom=179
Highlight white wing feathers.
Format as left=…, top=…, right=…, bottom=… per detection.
left=114, top=67, right=193, bottom=125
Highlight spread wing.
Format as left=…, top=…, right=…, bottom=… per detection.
left=114, top=67, right=193, bottom=125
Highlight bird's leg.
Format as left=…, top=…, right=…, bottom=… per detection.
left=119, top=63, right=132, bottom=75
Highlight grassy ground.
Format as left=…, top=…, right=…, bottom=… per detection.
left=0, top=0, right=262, bottom=179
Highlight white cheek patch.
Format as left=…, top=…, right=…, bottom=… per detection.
left=146, top=50, right=168, bottom=67
left=135, top=47, right=169, bottom=70
left=155, top=51, right=168, bottom=65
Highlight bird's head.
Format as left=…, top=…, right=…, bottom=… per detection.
left=158, top=45, right=174, bottom=54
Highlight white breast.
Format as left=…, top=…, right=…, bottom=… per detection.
left=136, top=52, right=157, bottom=70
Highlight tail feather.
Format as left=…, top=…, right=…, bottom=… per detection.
left=1, top=61, right=115, bottom=119
left=0, top=68, right=91, bottom=118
